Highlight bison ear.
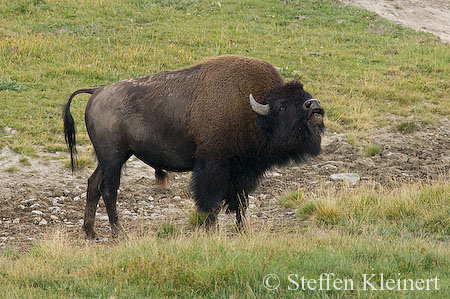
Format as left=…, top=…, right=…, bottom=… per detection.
left=249, top=94, right=270, bottom=116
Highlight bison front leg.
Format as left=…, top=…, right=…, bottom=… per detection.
left=191, top=159, right=229, bottom=232
left=204, top=209, right=220, bottom=232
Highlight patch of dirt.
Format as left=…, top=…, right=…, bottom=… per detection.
left=1, top=119, right=449, bottom=251
left=339, top=0, right=450, bottom=43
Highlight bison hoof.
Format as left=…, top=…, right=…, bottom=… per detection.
left=84, top=228, right=97, bottom=240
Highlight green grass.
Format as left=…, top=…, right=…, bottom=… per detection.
left=364, top=144, right=382, bottom=157
left=396, top=121, right=420, bottom=134
left=279, top=190, right=304, bottom=208
left=294, top=181, right=450, bottom=240
left=6, top=166, right=19, bottom=173
left=0, top=80, right=30, bottom=91
left=188, top=209, right=208, bottom=227
left=0, top=0, right=449, bottom=154
left=19, top=156, right=31, bottom=166
left=63, top=156, right=94, bottom=169
left=1, top=0, right=449, bottom=297
left=156, top=222, right=180, bottom=239
left=0, top=223, right=448, bottom=298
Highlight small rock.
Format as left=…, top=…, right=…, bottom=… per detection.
left=13, top=218, right=20, bottom=224
left=330, top=173, right=360, bottom=186
left=320, top=164, right=338, bottom=171
left=99, top=215, right=109, bottom=221
left=30, top=203, right=41, bottom=209
left=50, top=215, right=59, bottom=221
left=38, top=218, right=48, bottom=226
left=3, top=126, right=17, bottom=135
left=264, top=171, right=282, bottom=178
left=49, top=206, right=61, bottom=213
left=121, top=209, right=133, bottom=215
left=249, top=203, right=257, bottom=209
left=81, top=192, right=87, bottom=199
left=21, top=198, right=37, bottom=204
left=73, top=196, right=80, bottom=201
left=385, top=152, right=408, bottom=163
left=55, top=28, right=72, bottom=34
left=18, top=204, right=26, bottom=210
left=148, top=196, right=154, bottom=201
left=308, top=51, right=325, bottom=56
left=150, top=213, right=162, bottom=219
left=31, top=210, right=43, bottom=215
left=355, top=157, right=376, bottom=168
left=173, top=196, right=181, bottom=200
left=27, top=237, right=35, bottom=241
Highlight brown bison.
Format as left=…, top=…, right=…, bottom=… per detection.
left=63, top=55, right=324, bottom=238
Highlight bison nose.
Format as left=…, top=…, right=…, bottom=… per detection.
left=303, top=99, right=321, bottom=110
left=304, top=99, right=324, bottom=118
left=303, top=99, right=318, bottom=109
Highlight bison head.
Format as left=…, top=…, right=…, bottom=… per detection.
left=250, top=81, right=325, bottom=164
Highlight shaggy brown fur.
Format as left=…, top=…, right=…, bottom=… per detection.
left=63, top=55, right=324, bottom=238
left=189, top=55, right=284, bottom=158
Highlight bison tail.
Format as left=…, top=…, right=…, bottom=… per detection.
left=63, top=88, right=96, bottom=171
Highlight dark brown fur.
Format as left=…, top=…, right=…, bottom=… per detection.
left=189, top=56, right=284, bottom=158
left=63, top=55, right=324, bottom=237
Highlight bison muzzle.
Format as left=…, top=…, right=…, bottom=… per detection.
left=63, top=55, right=325, bottom=238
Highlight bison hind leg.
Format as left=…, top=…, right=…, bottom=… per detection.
left=83, top=166, right=102, bottom=239
left=155, top=168, right=169, bottom=188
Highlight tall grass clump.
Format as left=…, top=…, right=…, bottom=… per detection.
left=293, top=181, right=450, bottom=238
left=396, top=121, right=420, bottom=134
left=279, top=190, right=304, bottom=208
left=363, top=144, right=381, bottom=157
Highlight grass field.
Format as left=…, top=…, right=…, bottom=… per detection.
left=1, top=0, right=449, bottom=297
left=1, top=0, right=449, bottom=156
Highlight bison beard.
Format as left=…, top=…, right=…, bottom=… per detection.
left=63, top=55, right=325, bottom=237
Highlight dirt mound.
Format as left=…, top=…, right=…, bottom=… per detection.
left=339, top=0, right=450, bottom=43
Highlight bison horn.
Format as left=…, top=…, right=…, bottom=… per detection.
left=249, top=94, right=270, bottom=116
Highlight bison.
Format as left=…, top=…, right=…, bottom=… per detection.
left=63, top=55, right=324, bottom=238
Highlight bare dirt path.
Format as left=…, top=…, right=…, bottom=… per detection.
left=339, top=0, right=450, bottom=43
left=1, top=120, right=449, bottom=251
